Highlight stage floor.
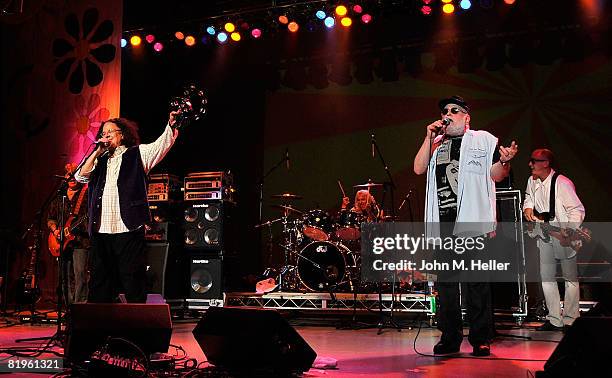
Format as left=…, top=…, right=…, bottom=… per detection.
left=0, top=313, right=559, bottom=377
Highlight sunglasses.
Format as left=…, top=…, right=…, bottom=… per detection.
left=441, top=107, right=466, bottom=116
left=529, top=158, right=548, bottom=164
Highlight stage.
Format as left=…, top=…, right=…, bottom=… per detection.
left=0, top=310, right=559, bottom=377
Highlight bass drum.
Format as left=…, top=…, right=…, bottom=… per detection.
left=297, top=241, right=350, bottom=291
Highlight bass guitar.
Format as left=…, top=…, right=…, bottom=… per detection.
left=526, top=211, right=591, bottom=252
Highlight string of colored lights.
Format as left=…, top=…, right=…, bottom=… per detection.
left=121, top=0, right=518, bottom=51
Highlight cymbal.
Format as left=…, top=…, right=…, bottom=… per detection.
left=270, top=204, right=304, bottom=214
left=353, top=182, right=383, bottom=188
left=271, top=193, right=303, bottom=200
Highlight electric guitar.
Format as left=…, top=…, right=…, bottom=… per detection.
left=15, top=241, right=41, bottom=305
left=526, top=211, right=592, bottom=252
left=48, top=185, right=88, bottom=256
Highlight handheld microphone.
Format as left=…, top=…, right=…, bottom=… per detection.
left=441, top=118, right=451, bottom=126
left=285, top=148, right=290, bottom=170
left=94, top=139, right=109, bottom=148
left=371, top=134, right=375, bottom=158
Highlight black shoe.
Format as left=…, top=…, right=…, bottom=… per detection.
left=536, top=321, right=563, bottom=331
left=433, top=341, right=461, bottom=354
left=472, top=344, right=490, bottom=357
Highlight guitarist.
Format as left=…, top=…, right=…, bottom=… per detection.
left=75, top=112, right=180, bottom=303
left=47, top=162, right=90, bottom=304
left=523, top=148, right=585, bottom=331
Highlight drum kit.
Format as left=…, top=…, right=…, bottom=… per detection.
left=257, top=183, right=385, bottom=293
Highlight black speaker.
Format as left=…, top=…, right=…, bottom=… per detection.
left=192, top=307, right=316, bottom=374
left=183, top=201, right=235, bottom=250
left=537, top=316, right=612, bottom=377
left=65, top=303, right=172, bottom=362
left=189, top=255, right=223, bottom=299
left=144, top=242, right=188, bottom=299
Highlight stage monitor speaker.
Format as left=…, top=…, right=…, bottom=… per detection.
left=183, top=201, right=236, bottom=251
left=189, top=255, right=223, bottom=300
left=192, top=307, right=316, bottom=374
left=65, top=303, right=172, bottom=362
left=144, top=242, right=188, bottom=300
left=537, top=316, right=612, bottom=377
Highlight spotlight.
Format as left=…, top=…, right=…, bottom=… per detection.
left=206, top=26, right=216, bottom=35
left=217, top=32, right=228, bottom=43
left=153, top=42, right=163, bottom=52
left=441, top=0, right=452, bottom=3
left=130, top=35, right=141, bottom=46
left=145, top=34, right=155, bottom=43
left=251, top=28, right=262, bottom=38
left=288, top=21, right=299, bottom=32
left=185, top=36, right=196, bottom=46
left=504, top=0, right=516, bottom=4
left=240, top=22, right=249, bottom=30
left=421, top=6, right=432, bottom=15
left=442, top=4, right=455, bottom=14
left=340, top=17, right=352, bottom=27
left=278, top=15, right=289, bottom=24
left=335, top=5, right=348, bottom=17
left=361, top=14, right=372, bottom=24
left=224, top=22, right=235, bottom=33
left=353, top=5, right=363, bottom=14
left=460, top=0, right=472, bottom=9
left=120, top=38, right=127, bottom=48
left=316, top=10, right=326, bottom=20
left=175, top=31, right=185, bottom=40
left=230, top=32, right=241, bottom=42
left=324, top=16, right=335, bottom=28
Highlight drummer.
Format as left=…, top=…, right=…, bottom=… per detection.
left=340, top=189, right=382, bottom=222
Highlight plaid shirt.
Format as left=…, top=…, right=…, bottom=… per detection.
left=76, top=124, right=178, bottom=233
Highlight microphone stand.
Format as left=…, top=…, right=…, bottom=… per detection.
left=370, top=133, right=402, bottom=333
left=255, top=150, right=290, bottom=284
left=16, top=145, right=96, bottom=346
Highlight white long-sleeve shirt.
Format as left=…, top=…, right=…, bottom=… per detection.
left=76, top=124, right=178, bottom=233
left=523, top=169, right=585, bottom=226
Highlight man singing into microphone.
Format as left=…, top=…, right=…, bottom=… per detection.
left=75, top=112, right=180, bottom=303
left=413, top=96, right=518, bottom=356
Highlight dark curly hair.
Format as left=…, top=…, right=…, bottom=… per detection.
left=96, top=118, right=140, bottom=147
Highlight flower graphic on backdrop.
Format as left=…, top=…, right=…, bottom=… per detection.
left=52, top=8, right=116, bottom=94
left=68, top=94, right=110, bottom=156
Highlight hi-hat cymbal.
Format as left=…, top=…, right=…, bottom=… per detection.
left=271, top=193, right=303, bottom=200
left=353, top=182, right=383, bottom=188
left=271, top=204, right=304, bottom=214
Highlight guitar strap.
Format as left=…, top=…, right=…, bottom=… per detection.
left=546, top=172, right=560, bottom=222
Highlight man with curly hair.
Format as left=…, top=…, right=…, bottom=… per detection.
left=76, top=112, right=180, bottom=303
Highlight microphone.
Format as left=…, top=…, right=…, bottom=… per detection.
left=441, top=118, right=451, bottom=126
left=371, top=133, right=375, bottom=158
left=285, top=148, right=290, bottom=170
left=434, top=119, right=450, bottom=137
left=94, top=139, right=109, bottom=148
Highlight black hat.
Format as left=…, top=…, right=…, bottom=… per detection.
left=438, top=95, right=470, bottom=113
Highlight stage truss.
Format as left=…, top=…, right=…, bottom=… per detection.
left=225, top=292, right=436, bottom=315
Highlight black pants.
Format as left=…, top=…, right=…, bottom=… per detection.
left=437, top=281, right=494, bottom=347
left=88, top=229, right=146, bottom=303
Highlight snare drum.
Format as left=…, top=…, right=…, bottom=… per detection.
left=302, top=209, right=333, bottom=241
left=297, top=241, right=351, bottom=291
left=335, top=210, right=364, bottom=240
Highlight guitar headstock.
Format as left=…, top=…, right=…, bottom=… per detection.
left=169, top=83, right=208, bottom=129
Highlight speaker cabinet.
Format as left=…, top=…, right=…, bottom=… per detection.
left=192, top=307, right=316, bottom=374
left=189, top=255, right=223, bottom=300
left=65, top=303, right=172, bottom=362
left=145, top=242, right=188, bottom=300
left=537, top=316, right=612, bottom=377
left=183, top=201, right=236, bottom=251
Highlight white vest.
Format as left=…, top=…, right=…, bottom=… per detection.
left=425, top=129, right=498, bottom=237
